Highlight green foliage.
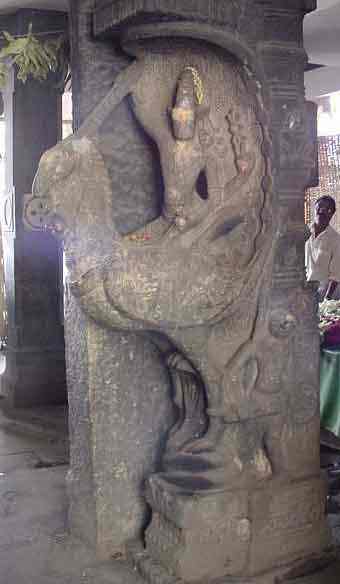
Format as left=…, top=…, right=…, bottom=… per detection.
left=0, top=23, right=64, bottom=87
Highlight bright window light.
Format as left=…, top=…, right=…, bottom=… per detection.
left=318, top=92, right=340, bottom=136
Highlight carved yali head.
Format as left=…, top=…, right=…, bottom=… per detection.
left=31, top=139, right=80, bottom=237
left=31, top=136, right=114, bottom=244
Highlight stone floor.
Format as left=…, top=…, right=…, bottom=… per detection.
left=0, top=404, right=339, bottom=584
left=0, top=405, right=143, bottom=584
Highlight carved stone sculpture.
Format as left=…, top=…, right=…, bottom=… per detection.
left=26, top=1, right=336, bottom=582
left=33, top=40, right=274, bottom=480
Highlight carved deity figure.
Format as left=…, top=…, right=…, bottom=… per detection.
left=30, top=41, right=276, bottom=491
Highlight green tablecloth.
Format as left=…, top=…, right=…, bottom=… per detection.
left=320, top=347, right=340, bottom=437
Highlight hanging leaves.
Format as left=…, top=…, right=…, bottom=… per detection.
left=0, top=23, right=64, bottom=88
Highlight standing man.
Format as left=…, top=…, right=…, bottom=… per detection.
left=306, top=195, right=340, bottom=301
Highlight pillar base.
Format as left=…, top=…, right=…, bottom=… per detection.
left=133, top=473, right=331, bottom=584
left=134, top=554, right=338, bottom=584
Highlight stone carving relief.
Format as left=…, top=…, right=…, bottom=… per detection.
left=30, top=40, right=274, bottom=482
left=94, top=0, right=249, bottom=36
left=27, top=36, right=327, bottom=582
left=280, top=103, right=317, bottom=172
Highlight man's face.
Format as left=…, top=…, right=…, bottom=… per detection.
left=314, top=199, right=334, bottom=228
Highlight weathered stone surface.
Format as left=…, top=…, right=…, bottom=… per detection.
left=65, top=296, right=176, bottom=555
left=27, top=0, right=332, bottom=581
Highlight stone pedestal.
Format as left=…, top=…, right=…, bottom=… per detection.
left=0, top=9, right=67, bottom=407
left=30, top=0, right=337, bottom=582
left=138, top=475, right=330, bottom=583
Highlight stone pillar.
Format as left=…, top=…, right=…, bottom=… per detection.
left=0, top=9, right=67, bottom=408
left=30, top=0, right=337, bottom=582
left=62, top=0, right=176, bottom=557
